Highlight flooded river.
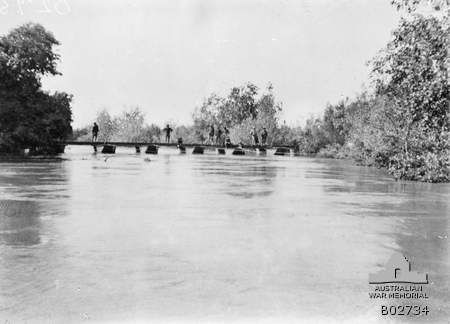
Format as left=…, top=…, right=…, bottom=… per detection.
left=0, top=146, right=448, bottom=323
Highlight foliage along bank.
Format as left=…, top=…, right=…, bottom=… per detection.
left=312, top=2, right=449, bottom=182
left=72, top=0, right=448, bottom=183
left=0, top=23, right=73, bottom=155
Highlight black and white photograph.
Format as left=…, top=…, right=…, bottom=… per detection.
left=0, top=0, right=449, bottom=323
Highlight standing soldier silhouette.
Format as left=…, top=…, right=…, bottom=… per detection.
left=92, top=122, right=99, bottom=142
left=261, top=127, right=268, bottom=146
left=251, top=127, right=259, bottom=146
left=216, top=126, right=223, bottom=145
left=163, top=124, right=173, bottom=143
left=208, top=125, right=215, bottom=144
left=224, top=126, right=231, bottom=147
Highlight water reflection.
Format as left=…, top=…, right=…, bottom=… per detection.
left=0, top=162, right=69, bottom=247
left=195, top=157, right=279, bottom=199
left=0, top=149, right=448, bottom=322
left=0, top=200, right=42, bottom=246
left=318, top=160, right=449, bottom=321
left=392, top=187, right=449, bottom=321
left=0, top=161, right=70, bottom=321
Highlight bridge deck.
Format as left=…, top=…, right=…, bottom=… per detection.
left=64, top=141, right=293, bottom=149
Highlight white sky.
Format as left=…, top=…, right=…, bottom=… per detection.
left=0, top=0, right=400, bottom=128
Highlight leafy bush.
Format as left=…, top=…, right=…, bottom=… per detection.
left=0, top=23, right=73, bottom=154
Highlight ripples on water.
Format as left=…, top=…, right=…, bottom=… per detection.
left=0, top=146, right=448, bottom=323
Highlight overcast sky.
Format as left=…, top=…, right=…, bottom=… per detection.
left=0, top=0, right=400, bottom=127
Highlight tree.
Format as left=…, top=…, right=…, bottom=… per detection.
left=322, top=100, right=350, bottom=146
left=370, top=13, right=449, bottom=181
left=391, top=0, right=449, bottom=13
left=140, top=124, right=162, bottom=142
left=0, top=23, right=60, bottom=88
left=300, top=117, right=329, bottom=153
left=192, top=83, right=282, bottom=144
left=218, top=83, right=259, bottom=126
left=71, top=126, right=90, bottom=141
left=0, top=23, right=72, bottom=154
left=115, top=107, right=145, bottom=142
left=95, top=109, right=117, bottom=142
left=173, top=125, right=198, bottom=143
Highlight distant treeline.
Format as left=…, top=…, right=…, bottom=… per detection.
left=73, top=83, right=289, bottom=146
left=74, top=1, right=449, bottom=182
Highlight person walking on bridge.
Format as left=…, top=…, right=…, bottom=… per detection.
left=163, top=124, right=173, bottom=143
left=92, top=122, right=99, bottom=142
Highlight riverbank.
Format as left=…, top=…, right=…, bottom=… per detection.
left=310, top=143, right=450, bottom=183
